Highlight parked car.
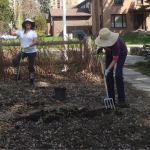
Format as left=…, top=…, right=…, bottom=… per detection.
left=72, top=30, right=87, bottom=40
left=0, top=34, right=17, bottom=40
left=130, top=29, right=146, bottom=34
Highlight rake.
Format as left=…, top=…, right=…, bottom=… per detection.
left=97, top=54, right=115, bottom=109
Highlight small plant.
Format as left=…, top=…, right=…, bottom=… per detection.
left=120, top=34, right=150, bottom=45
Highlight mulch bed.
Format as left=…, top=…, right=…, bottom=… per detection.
left=0, top=71, right=150, bottom=149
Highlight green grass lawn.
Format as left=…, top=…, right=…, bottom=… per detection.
left=120, top=34, right=150, bottom=45
left=92, top=34, right=150, bottom=45
left=3, top=33, right=150, bottom=45
left=127, top=61, right=150, bottom=77
left=35, top=33, right=150, bottom=46
left=130, top=67, right=150, bottom=77
left=120, top=34, right=150, bottom=76
left=135, top=61, right=150, bottom=77
left=38, top=35, right=79, bottom=42
left=120, top=34, right=150, bottom=77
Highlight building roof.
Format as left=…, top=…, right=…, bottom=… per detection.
left=76, top=0, right=91, bottom=7
left=50, top=8, right=91, bottom=17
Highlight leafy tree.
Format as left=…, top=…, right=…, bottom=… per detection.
left=0, top=0, right=13, bottom=34
left=22, top=0, right=41, bottom=19
left=13, top=0, right=42, bottom=29
left=34, top=15, right=47, bottom=36
left=38, top=0, right=50, bottom=13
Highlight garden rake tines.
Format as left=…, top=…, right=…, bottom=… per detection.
left=97, top=54, right=115, bottom=109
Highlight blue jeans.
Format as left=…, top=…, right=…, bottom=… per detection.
left=105, top=53, right=127, bottom=104
left=12, top=52, right=36, bottom=73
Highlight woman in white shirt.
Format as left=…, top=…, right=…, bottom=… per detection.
left=10, top=18, right=38, bottom=84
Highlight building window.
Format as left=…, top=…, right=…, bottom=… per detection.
left=137, top=0, right=143, bottom=4
left=53, top=0, right=55, bottom=5
left=111, top=14, right=126, bottom=28
left=57, top=0, right=60, bottom=8
left=114, top=0, right=123, bottom=4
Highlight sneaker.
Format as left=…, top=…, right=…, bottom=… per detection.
left=117, top=103, right=130, bottom=108
left=61, top=65, right=69, bottom=72
left=61, top=68, right=69, bottom=72
left=29, top=79, right=34, bottom=85
left=29, top=73, right=34, bottom=84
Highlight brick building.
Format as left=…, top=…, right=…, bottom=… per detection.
left=48, top=0, right=150, bottom=36
left=91, top=0, right=150, bottom=36
left=49, top=0, right=92, bottom=36
left=50, top=0, right=80, bottom=8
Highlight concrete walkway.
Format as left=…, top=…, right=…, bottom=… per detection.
left=124, top=55, right=150, bottom=98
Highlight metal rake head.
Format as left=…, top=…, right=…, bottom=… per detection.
left=104, top=98, right=115, bottom=109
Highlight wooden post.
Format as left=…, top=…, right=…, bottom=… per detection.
left=0, top=39, right=5, bottom=75
left=84, top=36, right=92, bottom=71
left=80, top=43, right=82, bottom=60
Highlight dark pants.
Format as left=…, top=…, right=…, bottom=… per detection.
left=105, top=53, right=127, bottom=104
left=12, top=52, right=36, bottom=73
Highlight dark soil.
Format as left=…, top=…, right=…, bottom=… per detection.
left=0, top=71, right=150, bottom=149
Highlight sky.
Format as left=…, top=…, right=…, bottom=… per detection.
left=79, top=0, right=84, bottom=3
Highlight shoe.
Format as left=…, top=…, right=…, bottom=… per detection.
left=117, top=103, right=130, bottom=108
left=61, top=65, right=69, bottom=72
left=29, top=79, right=34, bottom=85
left=61, top=68, right=69, bottom=72
left=29, top=72, right=34, bottom=84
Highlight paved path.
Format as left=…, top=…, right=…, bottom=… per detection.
left=124, top=55, right=150, bottom=98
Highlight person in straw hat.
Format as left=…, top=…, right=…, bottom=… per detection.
left=95, top=28, right=128, bottom=108
left=10, top=18, right=38, bottom=84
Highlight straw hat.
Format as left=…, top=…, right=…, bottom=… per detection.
left=22, top=18, right=35, bottom=29
left=95, top=28, right=119, bottom=47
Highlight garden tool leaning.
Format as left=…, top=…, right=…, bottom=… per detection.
left=97, top=54, right=115, bottom=109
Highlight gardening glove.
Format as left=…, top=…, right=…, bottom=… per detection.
left=97, top=47, right=103, bottom=55
left=104, top=69, right=110, bottom=77
left=8, top=23, right=13, bottom=30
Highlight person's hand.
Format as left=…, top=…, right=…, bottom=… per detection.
left=104, top=69, right=110, bottom=77
left=8, top=23, right=13, bottom=30
left=97, top=47, right=103, bottom=55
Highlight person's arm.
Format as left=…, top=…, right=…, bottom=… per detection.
left=104, top=56, right=118, bottom=76
left=105, top=42, right=120, bottom=75
left=107, top=59, right=117, bottom=71
left=29, top=31, right=38, bottom=47
left=9, top=29, right=17, bottom=36
left=8, top=23, right=17, bottom=36
left=29, top=37, right=38, bottom=47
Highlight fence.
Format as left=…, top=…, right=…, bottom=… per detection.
left=0, top=36, right=98, bottom=80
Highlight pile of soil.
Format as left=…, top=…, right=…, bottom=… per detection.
left=0, top=71, right=150, bottom=149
